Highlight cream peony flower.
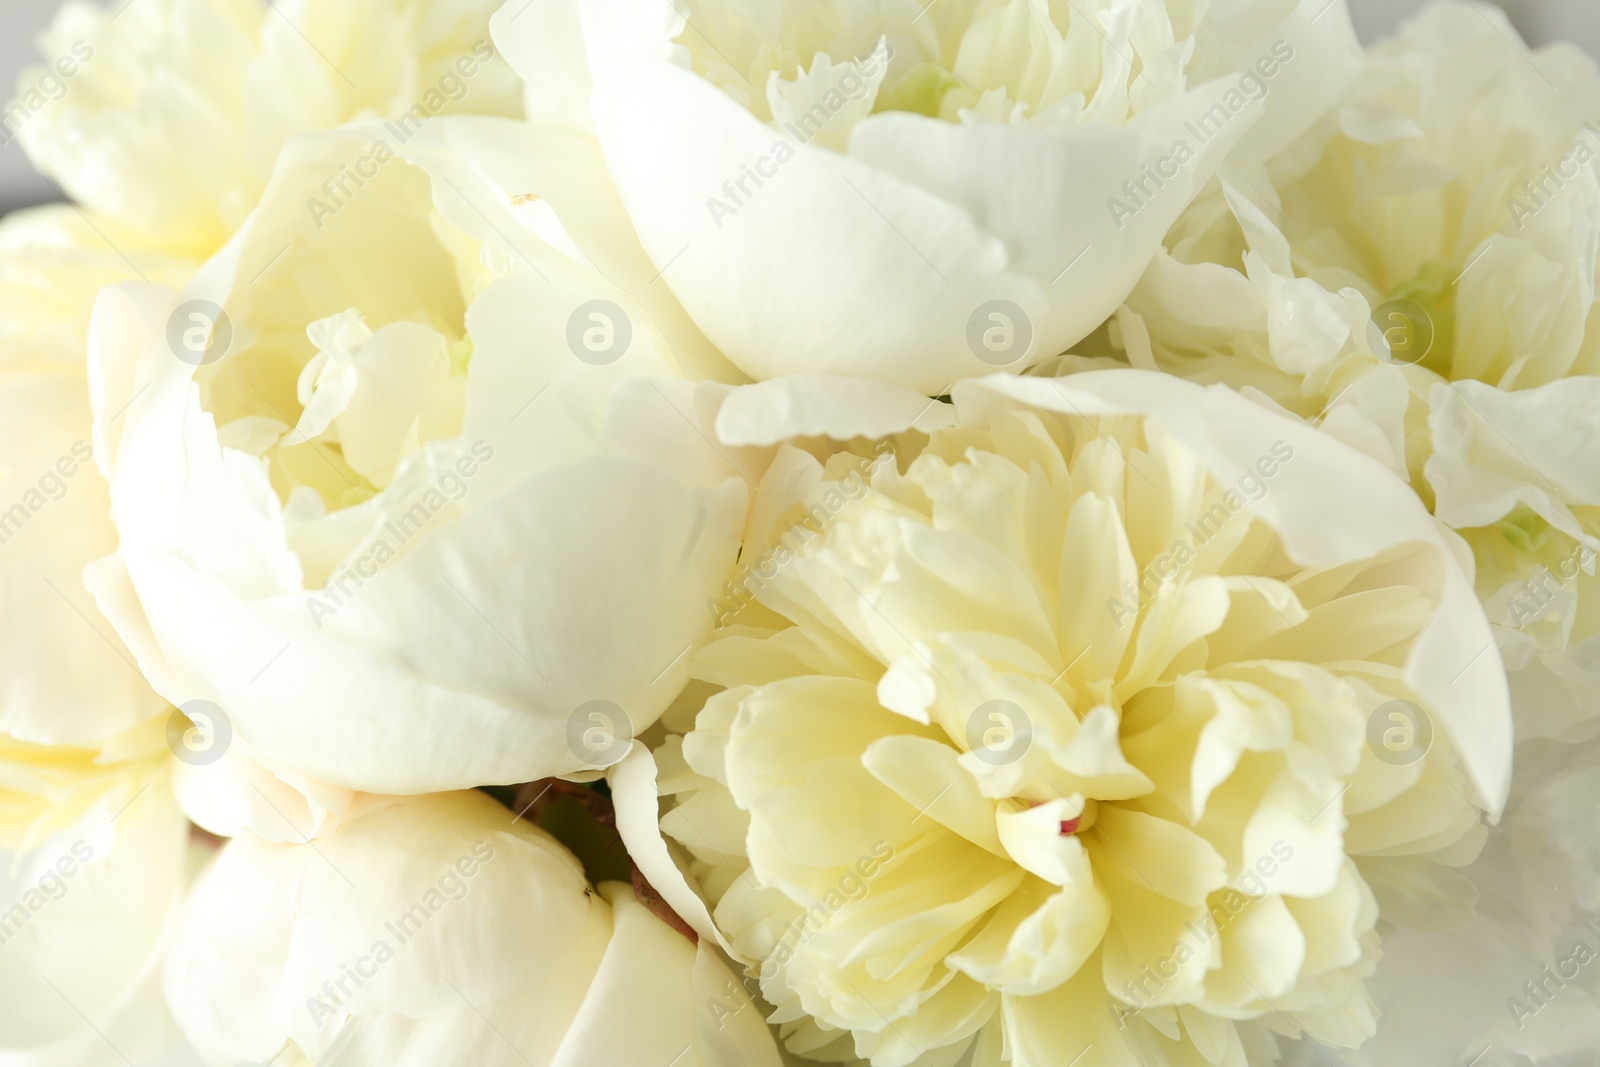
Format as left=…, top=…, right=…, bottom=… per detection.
left=12, top=0, right=522, bottom=258
left=163, top=789, right=784, bottom=1067
left=0, top=204, right=203, bottom=1067
left=492, top=0, right=1365, bottom=392
left=623, top=371, right=1510, bottom=1066
left=0, top=716, right=195, bottom=1067
left=0, top=189, right=355, bottom=855
left=0, top=329, right=159, bottom=749
left=1105, top=1, right=1600, bottom=742
left=0, top=207, right=188, bottom=749
left=86, top=118, right=746, bottom=800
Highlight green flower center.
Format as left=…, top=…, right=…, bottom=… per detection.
left=1383, top=259, right=1458, bottom=379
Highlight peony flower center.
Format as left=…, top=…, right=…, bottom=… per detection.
left=672, top=404, right=1487, bottom=1065
left=1380, top=258, right=1458, bottom=379
left=195, top=158, right=481, bottom=513
left=1460, top=507, right=1600, bottom=648
left=675, top=0, right=1191, bottom=129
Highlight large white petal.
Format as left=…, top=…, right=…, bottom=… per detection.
left=163, top=792, right=602, bottom=1062
left=499, top=0, right=1356, bottom=392
left=1427, top=377, right=1600, bottom=541
left=0, top=783, right=188, bottom=1055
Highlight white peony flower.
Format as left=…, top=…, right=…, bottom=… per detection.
left=0, top=716, right=196, bottom=1067
left=0, top=351, right=153, bottom=746
left=1105, top=0, right=1600, bottom=743
left=163, top=789, right=784, bottom=1067
left=11, top=0, right=522, bottom=258
left=86, top=118, right=746, bottom=801
left=0, top=208, right=186, bottom=749
left=0, top=205, right=203, bottom=1067
left=616, top=371, right=1511, bottom=1066
left=0, top=183, right=361, bottom=854
left=491, top=0, right=1365, bottom=392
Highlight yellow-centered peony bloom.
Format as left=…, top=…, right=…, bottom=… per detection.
left=630, top=371, right=1511, bottom=1067
left=494, top=0, right=1365, bottom=391
left=1106, top=2, right=1600, bottom=742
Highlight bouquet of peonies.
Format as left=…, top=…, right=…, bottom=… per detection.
left=3, top=0, right=1599, bottom=1064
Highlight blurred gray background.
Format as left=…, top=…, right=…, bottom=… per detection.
left=1, top=0, right=1598, bottom=216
